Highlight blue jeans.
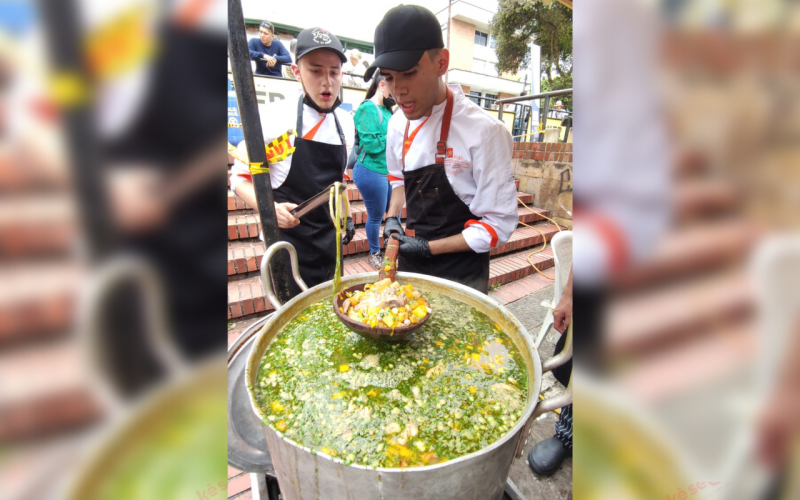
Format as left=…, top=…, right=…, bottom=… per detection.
left=353, top=162, right=393, bottom=255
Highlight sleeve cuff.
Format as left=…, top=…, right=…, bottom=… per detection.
left=229, top=172, right=251, bottom=195
left=575, top=209, right=628, bottom=272
left=388, top=174, right=404, bottom=189
left=464, top=220, right=498, bottom=247
left=462, top=223, right=494, bottom=254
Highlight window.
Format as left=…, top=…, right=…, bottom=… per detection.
left=468, top=91, right=482, bottom=106
left=474, top=31, right=488, bottom=47
left=484, top=93, right=498, bottom=109
left=490, top=35, right=496, bottom=49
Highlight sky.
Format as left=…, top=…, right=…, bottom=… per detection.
left=241, top=0, right=500, bottom=44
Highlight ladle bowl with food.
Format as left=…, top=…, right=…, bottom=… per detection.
left=333, top=238, right=432, bottom=341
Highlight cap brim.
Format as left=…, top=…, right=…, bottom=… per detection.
left=364, top=49, right=425, bottom=82
left=297, top=46, right=347, bottom=64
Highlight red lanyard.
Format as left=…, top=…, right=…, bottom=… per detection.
left=401, top=117, right=430, bottom=169
left=400, top=88, right=454, bottom=170
left=303, top=115, right=326, bottom=140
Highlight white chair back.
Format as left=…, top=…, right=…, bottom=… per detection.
left=551, top=230, right=573, bottom=307
left=532, top=230, right=572, bottom=349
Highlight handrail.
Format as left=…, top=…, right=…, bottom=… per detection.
left=496, top=88, right=573, bottom=142
left=495, top=88, right=573, bottom=105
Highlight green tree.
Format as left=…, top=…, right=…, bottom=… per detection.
left=491, top=0, right=572, bottom=109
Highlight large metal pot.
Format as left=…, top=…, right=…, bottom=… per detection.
left=246, top=242, right=572, bottom=500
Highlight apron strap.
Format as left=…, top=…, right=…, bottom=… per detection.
left=296, top=94, right=304, bottom=133
left=435, top=87, right=454, bottom=165
left=330, top=110, right=347, bottom=172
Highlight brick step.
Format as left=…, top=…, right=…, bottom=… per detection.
left=228, top=206, right=549, bottom=241
left=607, top=269, right=753, bottom=359
left=0, top=155, right=70, bottom=192
left=0, top=195, right=77, bottom=257
left=227, top=223, right=560, bottom=277
left=674, top=180, right=741, bottom=222
left=612, top=220, right=758, bottom=291
left=0, top=340, right=102, bottom=441
left=0, top=263, right=81, bottom=345
left=227, top=244, right=555, bottom=320
left=614, top=319, right=755, bottom=403
left=487, top=269, right=557, bottom=306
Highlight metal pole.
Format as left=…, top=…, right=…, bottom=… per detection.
left=539, top=95, right=550, bottom=142
left=229, top=0, right=292, bottom=304
left=37, top=0, right=114, bottom=260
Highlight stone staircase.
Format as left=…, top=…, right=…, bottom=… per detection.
left=226, top=177, right=563, bottom=321
left=0, top=160, right=103, bottom=498
left=605, top=153, right=759, bottom=403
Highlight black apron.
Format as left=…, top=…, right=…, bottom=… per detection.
left=273, top=96, right=347, bottom=297
left=399, top=89, right=491, bottom=294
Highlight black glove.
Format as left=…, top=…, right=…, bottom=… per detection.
left=342, top=216, right=356, bottom=245
left=394, top=234, right=432, bottom=259
left=383, top=215, right=404, bottom=240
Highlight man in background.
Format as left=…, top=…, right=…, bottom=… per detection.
left=248, top=20, right=290, bottom=77
left=548, top=100, right=568, bottom=119
left=342, top=48, right=366, bottom=88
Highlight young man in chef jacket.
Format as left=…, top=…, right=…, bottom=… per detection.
left=364, top=5, right=519, bottom=294
left=230, top=28, right=356, bottom=297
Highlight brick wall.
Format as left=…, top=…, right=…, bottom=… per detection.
left=512, top=142, right=573, bottom=229
left=449, top=18, right=475, bottom=71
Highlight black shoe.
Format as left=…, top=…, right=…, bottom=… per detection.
left=528, top=436, right=571, bottom=476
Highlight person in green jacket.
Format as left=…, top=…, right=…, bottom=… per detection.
left=351, top=73, right=396, bottom=269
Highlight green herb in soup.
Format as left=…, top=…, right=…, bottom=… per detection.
left=254, top=292, right=529, bottom=468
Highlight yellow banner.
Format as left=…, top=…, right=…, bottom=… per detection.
left=265, top=130, right=296, bottom=164
left=85, top=5, right=156, bottom=80
left=228, top=142, right=248, bottom=164
left=50, top=72, right=89, bottom=106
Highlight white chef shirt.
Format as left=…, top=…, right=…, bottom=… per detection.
left=386, top=85, right=518, bottom=254
left=230, top=92, right=355, bottom=195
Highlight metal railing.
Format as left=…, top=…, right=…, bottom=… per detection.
left=496, top=88, right=573, bottom=143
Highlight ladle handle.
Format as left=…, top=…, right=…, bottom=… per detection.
left=261, top=241, right=308, bottom=310
left=379, top=237, right=400, bottom=281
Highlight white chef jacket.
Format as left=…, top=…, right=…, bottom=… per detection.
left=573, top=0, right=670, bottom=286
left=386, top=85, right=518, bottom=254
left=230, top=92, right=355, bottom=195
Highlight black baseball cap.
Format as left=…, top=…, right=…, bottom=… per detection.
left=364, top=5, right=444, bottom=82
left=295, top=27, right=347, bottom=64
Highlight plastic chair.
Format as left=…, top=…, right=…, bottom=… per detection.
left=533, top=230, right=573, bottom=349
left=718, top=236, right=800, bottom=498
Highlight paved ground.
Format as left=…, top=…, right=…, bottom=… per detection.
left=505, top=285, right=573, bottom=500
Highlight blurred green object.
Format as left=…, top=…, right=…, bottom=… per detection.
left=573, top=376, right=690, bottom=500
left=67, top=362, right=227, bottom=500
